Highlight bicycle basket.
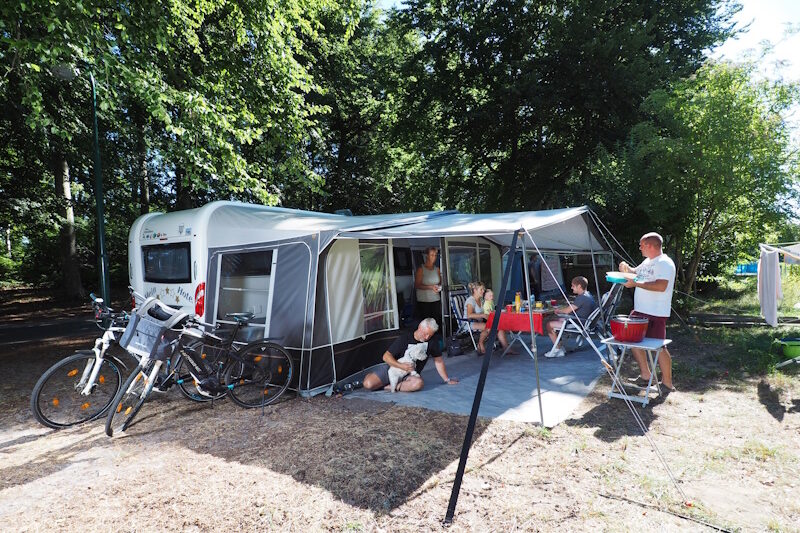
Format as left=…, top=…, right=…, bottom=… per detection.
left=119, top=298, right=189, bottom=360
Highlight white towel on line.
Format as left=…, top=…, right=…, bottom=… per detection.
left=757, top=249, right=782, bottom=327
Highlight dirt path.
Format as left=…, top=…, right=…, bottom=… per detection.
left=2, top=323, right=799, bottom=531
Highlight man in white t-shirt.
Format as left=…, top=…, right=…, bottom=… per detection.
left=619, top=232, right=676, bottom=391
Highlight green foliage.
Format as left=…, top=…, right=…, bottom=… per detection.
left=0, top=0, right=795, bottom=302
left=588, top=61, right=799, bottom=291
left=299, top=6, right=413, bottom=213
left=392, top=0, right=735, bottom=212
left=1, top=0, right=361, bottom=295
left=0, top=254, right=18, bottom=281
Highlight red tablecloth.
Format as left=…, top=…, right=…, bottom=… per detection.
left=486, top=310, right=551, bottom=335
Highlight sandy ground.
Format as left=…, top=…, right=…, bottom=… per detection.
left=2, top=290, right=800, bottom=531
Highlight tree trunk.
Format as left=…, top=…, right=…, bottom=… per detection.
left=132, top=104, right=150, bottom=214
left=53, top=153, right=85, bottom=299
left=4, top=227, right=10, bottom=257
left=333, top=128, right=348, bottom=210
left=175, top=165, right=192, bottom=210
left=681, top=211, right=717, bottom=294
left=673, top=235, right=684, bottom=286
left=137, top=136, right=150, bottom=215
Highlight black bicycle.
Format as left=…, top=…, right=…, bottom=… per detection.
left=105, top=312, right=293, bottom=437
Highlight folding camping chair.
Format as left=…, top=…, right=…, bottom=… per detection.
left=552, top=283, right=624, bottom=359
left=449, top=287, right=478, bottom=351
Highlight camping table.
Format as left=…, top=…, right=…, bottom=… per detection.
left=601, top=336, right=672, bottom=406
left=487, top=309, right=553, bottom=359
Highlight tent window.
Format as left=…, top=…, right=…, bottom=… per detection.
left=216, top=250, right=276, bottom=332
left=448, top=242, right=492, bottom=288
left=142, top=242, right=191, bottom=283
left=359, top=243, right=395, bottom=334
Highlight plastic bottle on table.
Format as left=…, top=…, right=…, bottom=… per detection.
left=515, top=292, right=521, bottom=312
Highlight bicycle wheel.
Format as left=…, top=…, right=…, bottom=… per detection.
left=175, top=355, right=226, bottom=402
left=224, top=341, right=293, bottom=408
left=105, top=361, right=156, bottom=436
left=31, top=351, right=123, bottom=429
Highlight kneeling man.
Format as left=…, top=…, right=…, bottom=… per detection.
left=363, top=318, right=459, bottom=392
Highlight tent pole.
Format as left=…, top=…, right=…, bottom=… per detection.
left=587, top=223, right=605, bottom=329
left=445, top=230, right=520, bottom=524
left=439, top=237, right=449, bottom=340
left=520, top=232, right=545, bottom=427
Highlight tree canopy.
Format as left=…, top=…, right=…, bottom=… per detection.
left=587, top=61, right=799, bottom=291
left=1, top=0, right=797, bottom=298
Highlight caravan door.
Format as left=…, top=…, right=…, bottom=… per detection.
left=212, top=248, right=279, bottom=338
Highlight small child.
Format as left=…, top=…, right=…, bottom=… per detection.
left=482, top=289, right=495, bottom=313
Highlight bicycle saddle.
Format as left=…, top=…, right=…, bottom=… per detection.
left=225, top=312, right=255, bottom=324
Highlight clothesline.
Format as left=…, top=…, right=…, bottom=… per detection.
left=759, top=243, right=800, bottom=263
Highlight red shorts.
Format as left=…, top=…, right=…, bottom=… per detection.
left=630, top=310, right=667, bottom=339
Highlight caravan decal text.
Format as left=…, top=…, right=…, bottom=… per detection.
left=143, top=286, right=194, bottom=306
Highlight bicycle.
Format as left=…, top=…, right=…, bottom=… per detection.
left=30, top=290, right=218, bottom=429
left=105, top=311, right=293, bottom=437
left=30, top=293, right=135, bottom=429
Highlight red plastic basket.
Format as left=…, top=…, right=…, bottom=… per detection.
left=610, top=315, right=648, bottom=342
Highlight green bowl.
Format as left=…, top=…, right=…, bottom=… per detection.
left=782, top=339, right=800, bottom=358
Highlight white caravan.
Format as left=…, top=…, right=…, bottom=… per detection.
left=128, top=201, right=611, bottom=396
left=128, top=201, right=348, bottom=322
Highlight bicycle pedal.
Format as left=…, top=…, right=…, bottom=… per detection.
left=152, top=377, right=172, bottom=393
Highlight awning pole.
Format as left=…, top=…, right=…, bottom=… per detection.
left=587, top=223, right=605, bottom=329
left=445, top=230, right=520, bottom=524
left=521, top=231, right=545, bottom=427
left=439, top=236, right=449, bottom=340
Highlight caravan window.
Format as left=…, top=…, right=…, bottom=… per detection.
left=448, top=242, right=492, bottom=288
left=216, top=250, right=276, bottom=329
left=360, top=243, right=396, bottom=334
left=142, top=242, right=191, bottom=283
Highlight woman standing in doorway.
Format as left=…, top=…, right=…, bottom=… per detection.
left=415, top=247, right=442, bottom=326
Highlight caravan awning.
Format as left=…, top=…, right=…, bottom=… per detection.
left=338, top=206, right=608, bottom=253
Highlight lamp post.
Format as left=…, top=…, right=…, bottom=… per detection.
left=89, top=73, right=110, bottom=304
left=51, top=65, right=110, bottom=303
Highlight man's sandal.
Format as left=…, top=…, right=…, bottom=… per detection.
left=626, top=375, right=651, bottom=387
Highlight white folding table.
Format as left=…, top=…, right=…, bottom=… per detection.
left=601, top=336, right=672, bottom=406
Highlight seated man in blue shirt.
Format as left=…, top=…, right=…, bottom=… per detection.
left=545, top=276, right=597, bottom=358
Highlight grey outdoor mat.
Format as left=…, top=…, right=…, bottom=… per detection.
left=344, top=335, right=606, bottom=427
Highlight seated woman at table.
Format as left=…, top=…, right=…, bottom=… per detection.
left=545, top=276, right=597, bottom=358
left=464, top=281, right=514, bottom=355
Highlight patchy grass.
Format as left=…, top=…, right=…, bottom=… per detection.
left=2, top=290, right=800, bottom=531
left=706, top=440, right=785, bottom=464
left=696, top=326, right=800, bottom=375
left=687, top=273, right=800, bottom=318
